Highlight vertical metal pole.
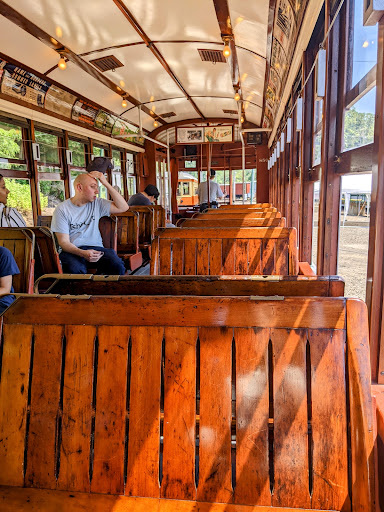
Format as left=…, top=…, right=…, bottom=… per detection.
left=241, top=134, right=245, bottom=204
left=138, top=105, right=142, bottom=134
left=167, top=130, right=172, bottom=221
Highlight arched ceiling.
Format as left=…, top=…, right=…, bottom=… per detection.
left=0, top=0, right=314, bottom=136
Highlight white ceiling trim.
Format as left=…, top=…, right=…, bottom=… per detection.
left=0, top=98, right=144, bottom=152
left=268, top=0, right=325, bottom=146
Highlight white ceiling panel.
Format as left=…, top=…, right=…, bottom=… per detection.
left=243, top=103, right=262, bottom=126
left=122, top=0, right=222, bottom=42
left=0, top=15, right=58, bottom=73
left=193, top=97, right=239, bottom=119
left=84, top=45, right=183, bottom=104
left=237, top=48, right=266, bottom=110
left=123, top=97, right=197, bottom=127
left=49, top=62, right=133, bottom=114
left=156, top=42, right=234, bottom=98
left=229, top=0, right=270, bottom=58
left=3, top=0, right=140, bottom=54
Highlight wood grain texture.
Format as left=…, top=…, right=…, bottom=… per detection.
left=91, top=326, right=130, bottom=495
left=0, top=324, right=33, bottom=486
left=57, top=326, right=95, bottom=492
left=234, top=327, right=271, bottom=506
left=161, top=327, right=197, bottom=500
left=196, top=239, right=210, bottom=274
left=126, top=326, right=163, bottom=498
left=182, top=218, right=286, bottom=228
left=198, top=212, right=282, bottom=219
left=0, top=485, right=341, bottom=512
left=197, top=327, right=233, bottom=503
left=25, top=325, right=63, bottom=489
left=272, top=328, right=311, bottom=509
left=159, top=239, right=172, bottom=275
left=346, top=299, right=375, bottom=512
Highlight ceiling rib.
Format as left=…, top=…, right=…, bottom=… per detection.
left=0, top=0, right=166, bottom=125
left=112, top=0, right=205, bottom=120
left=261, top=0, right=277, bottom=127
left=212, top=0, right=239, bottom=89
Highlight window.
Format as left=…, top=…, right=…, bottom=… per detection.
left=182, top=182, right=190, bottom=195
left=35, top=130, right=61, bottom=173
left=313, top=99, right=323, bottom=165
left=185, top=160, right=197, bottom=168
left=126, top=153, right=136, bottom=196
left=68, top=139, right=86, bottom=168
left=39, top=180, right=65, bottom=216
left=0, top=121, right=26, bottom=171
left=344, top=87, right=376, bottom=151
left=4, top=178, right=32, bottom=225
left=93, top=145, right=107, bottom=157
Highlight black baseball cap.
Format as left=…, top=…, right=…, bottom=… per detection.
left=86, top=156, right=114, bottom=174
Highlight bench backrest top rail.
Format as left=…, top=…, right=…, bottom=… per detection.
left=151, top=227, right=298, bottom=276
left=182, top=218, right=286, bottom=227
left=219, top=203, right=273, bottom=208
left=204, top=207, right=278, bottom=214
left=0, top=296, right=374, bottom=511
left=34, top=274, right=345, bottom=296
left=197, top=211, right=282, bottom=219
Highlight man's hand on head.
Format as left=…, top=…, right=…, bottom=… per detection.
left=88, top=171, right=108, bottom=184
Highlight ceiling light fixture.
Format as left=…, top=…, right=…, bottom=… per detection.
left=122, top=97, right=128, bottom=108
left=153, top=120, right=159, bottom=128
left=58, top=56, right=67, bottom=70
left=234, top=92, right=241, bottom=101
left=240, top=115, right=244, bottom=123
left=223, top=37, right=231, bottom=58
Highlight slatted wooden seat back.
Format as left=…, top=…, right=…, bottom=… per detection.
left=0, top=296, right=374, bottom=511
left=36, top=215, right=52, bottom=227
left=98, top=215, right=117, bottom=250
left=204, top=206, right=277, bottom=213
left=197, top=211, right=282, bottom=219
left=115, top=211, right=143, bottom=270
left=151, top=227, right=298, bottom=275
left=220, top=202, right=273, bottom=208
left=27, top=227, right=62, bottom=279
left=128, top=206, right=154, bottom=247
left=0, top=227, right=34, bottom=293
left=150, top=204, right=166, bottom=229
left=34, top=274, right=345, bottom=296
left=182, top=217, right=286, bottom=228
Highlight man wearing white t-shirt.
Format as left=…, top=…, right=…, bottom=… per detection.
left=197, top=169, right=224, bottom=212
left=51, top=171, right=128, bottom=274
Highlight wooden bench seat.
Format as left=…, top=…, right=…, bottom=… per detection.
left=219, top=203, right=273, bottom=208
left=181, top=217, right=286, bottom=227
left=128, top=206, right=155, bottom=257
left=34, top=273, right=345, bottom=296
left=0, top=227, right=35, bottom=293
left=115, top=211, right=143, bottom=271
left=0, top=295, right=375, bottom=510
left=150, top=227, right=312, bottom=276
left=27, top=227, right=62, bottom=279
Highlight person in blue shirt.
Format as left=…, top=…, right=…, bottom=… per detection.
left=0, top=246, right=20, bottom=314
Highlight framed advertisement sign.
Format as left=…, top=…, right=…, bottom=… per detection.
left=177, top=127, right=204, bottom=143
left=204, top=126, right=233, bottom=143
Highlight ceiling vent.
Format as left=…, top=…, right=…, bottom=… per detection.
left=198, top=49, right=226, bottom=64
left=90, top=55, right=124, bottom=72
left=158, top=111, right=176, bottom=119
left=223, top=109, right=238, bottom=115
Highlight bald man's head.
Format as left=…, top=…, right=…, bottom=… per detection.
left=73, top=173, right=99, bottom=203
left=74, top=173, right=96, bottom=188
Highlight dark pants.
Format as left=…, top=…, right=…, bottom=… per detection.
left=200, top=202, right=218, bottom=212
left=59, top=246, right=126, bottom=275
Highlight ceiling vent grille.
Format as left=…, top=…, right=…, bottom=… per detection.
left=223, top=109, right=238, bottom=115
left=158, top=111, right=176, bottom=119
left=198, top=49, right=226, bottom=63
left=90, top=55, right=124, bottom=72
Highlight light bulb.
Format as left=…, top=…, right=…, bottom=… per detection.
left=223, top=44, right=231, bottom=58
left=240, top=116, right=244, bottom=123
left=122, top=98, right=128, bottom=108
left=234, top=92, right=240, bottom=101
left=154, top=120, right=159, bottom=128
left=58, top=56, right=66, bottom=70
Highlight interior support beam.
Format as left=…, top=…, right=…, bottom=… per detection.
left=112, top=0, right=205, bottom=119
left=212, top=0, right=239, bottom=87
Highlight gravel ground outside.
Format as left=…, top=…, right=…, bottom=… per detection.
left=312, top=215, right=369, bottom=301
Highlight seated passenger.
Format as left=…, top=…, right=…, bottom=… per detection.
left=0, top=246, right=20, bottom=315
left=128, top=184, right=160, bottom=206
left=51, top=170, right=128, bottom=275
left=197, top=169, right=224, bottom=212
left=0, top=174, right=27, bottom=227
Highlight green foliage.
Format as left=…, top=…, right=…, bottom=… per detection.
left=344, top=107, right=375, bottom=151
left=4, top=178, right=47, bottom=216
left=35, top=131, right=59, bottom=163
left=0, top=127, right=22, bottom=158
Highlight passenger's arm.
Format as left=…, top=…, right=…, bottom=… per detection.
left=88, top=171, right=129, bottom=213
left=55, top=233, right=103, bottom=262
left=0, top=275, right=12, bottom=295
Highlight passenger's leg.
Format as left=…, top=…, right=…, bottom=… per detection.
left=96, top=248, right=126, bottom=275
left=59, top=251, right=88, bottom=274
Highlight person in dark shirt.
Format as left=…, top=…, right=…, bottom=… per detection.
left=0, top=246, right=20, bottom=314
left=128, top=184, right=160, bottom=206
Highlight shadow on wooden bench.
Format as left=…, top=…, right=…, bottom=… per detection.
left=151, top=227, right=314, bottom=276
left=0, top=295, right=375, bottom=511
left=34, top=274, right=345, bottom=296
left=0, top=227, right=35, bottom=293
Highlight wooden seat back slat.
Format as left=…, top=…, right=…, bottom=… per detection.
left=0, top=297, right=374, bottom=511
left=182, top=217, right=286, bottom=227
left=0, top=228, right=35, bottom=293
left=128, top=207, right=154, bottom=246
left=151, top=227, right=298, bottom=276
left=219, top=203, right=273, bottom=209
left=197, top=211, right=282, bottom=219
left=115, top=212, right=140, bottom=254
left=204, top=207, right=277, bottom=213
